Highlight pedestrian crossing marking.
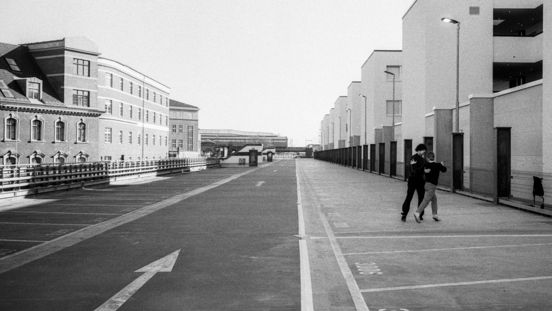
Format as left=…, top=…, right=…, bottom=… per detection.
left=355, top=262, right=382, bottom=275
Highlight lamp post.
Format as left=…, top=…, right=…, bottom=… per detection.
left=384, top=70, right=396, bottom=138
left=441, top=17, right=460, bottom=133
left=360, top=94, right=367, bottom=144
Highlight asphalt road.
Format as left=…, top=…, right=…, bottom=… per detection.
left=1, top=158, right=552, bottom=311
left=0, top=161, right=300, bottom=311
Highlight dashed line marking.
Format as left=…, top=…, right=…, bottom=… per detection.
left=0, top=238, right=47, bottom=243
left=0, top=221, right=88, bottom=226
left=336, top=234, right=552, bottom=239
left=356, top=262, right=382, bottom=275
left=334, top=222, right=350, bottom=229
left=256, top=181, right=265, bottom=187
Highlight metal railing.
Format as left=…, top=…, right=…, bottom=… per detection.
left=0, top=158, right=220, bottom=197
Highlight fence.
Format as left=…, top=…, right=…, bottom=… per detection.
left=0, top=158, right=220, bottom=199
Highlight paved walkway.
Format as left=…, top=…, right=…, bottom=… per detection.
left=297, top=159, right=552, bottom=311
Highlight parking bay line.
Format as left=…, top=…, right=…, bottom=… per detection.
left=5, top=211, right=121, bottom=216
left=343, top=242, right=552, bottom=256
left=0, top=222, right=89, bottom=226
left=0, top=168, right=258, bottom=274
left=336, top=234, right=552, bottom=239
left=0, top=238, right=47, bottom=243
left=360, top=276, right=552, bottom=293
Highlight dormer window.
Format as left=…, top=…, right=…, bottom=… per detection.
left=0, top=80, right=14, bottom=98
left=28, top=82, right=40, bottom=100
left=5, top=58, right=20, bottom=72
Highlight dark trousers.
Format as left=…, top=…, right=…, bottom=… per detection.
left=402, top=178, right=425, bottom=217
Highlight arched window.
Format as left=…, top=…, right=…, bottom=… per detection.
left=5, top=117, right=17, bottom=140
left=29, top=151, right=45, bottom=165
left=31, top=118, right=42, bottom=141
left=75, top=151, right=88, bottom=163
left=1, top=151, right=18, bottom=165
left=53, top=152, right=67, bottom=164
left=77, top=121, right=86, bottom=142
left=55, top=120, right=65, bottom=141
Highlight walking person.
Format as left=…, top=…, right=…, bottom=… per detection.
left=414, top=152, right=447, bottom=223
left=401, top=144, right=427, bottom=221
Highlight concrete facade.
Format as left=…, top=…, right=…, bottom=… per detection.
left=169, top=99, right=199, bottom=157
left=346, top=82, right=362, bottom=147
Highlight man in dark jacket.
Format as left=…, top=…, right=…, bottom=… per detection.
left=401, top=144, right=427, bottom=221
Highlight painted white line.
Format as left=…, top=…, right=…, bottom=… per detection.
left=336, top=234, right=552, bottom=239
left=95, top=249, right=180, bottom=311
left=0, top=168, right=258, bottom=274
left=360, top=275, right=552, bottom=293
left=7, top=211, right=121, bottom=216
left=334, top=222, right=350, bottom=229
left=0, top=222, right=88, bottom=226
left=297, top=164, right=369, bottom=311
left=343, top=242, right=552, bottom=256
left=273, top=170, right=278, bottom=172
left=256, top=181, right=265, bottom=187
left=296, top=160, right=313, bottom=311
left=0, top=238, right=47, bottom=243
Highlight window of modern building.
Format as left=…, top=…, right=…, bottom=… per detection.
left=146, top=110, right=149, bottom=122
left=119, top=77, right=124, bottom=91
left=129, top=105, right=133, bottom=119
left=171, top=139, right=176, bottom=148
left=105, top=127, right=112, bottom=143
left=55, top=120, right=65, bottom=141
left=152, top=134, right=156, bottom=145
left=160, top=95, right=163, bottom=105
left=178, top=125, right=183, bottom=133
left=31, top=119, right=42, bottom=141
left=73, top=58, right=90, bottom=76
left=129, top=81, right=134, bottom=94
left=385, top=65, right=401, bottom=80
left=105, top=100, right=113, bottom=114
left=120, top=102, right=124, bottom=117
left=5, top=117, right=17, bottom=141
left=138, top=108, right=142, bottom=120
left=73, top=90, right=90, bottom=107
left=165, top=116, right=168, bottom=126
left=106, top=73, right=113, bottom=88
left=145, top=133, right=149, bottom=145
left=385, top=100, right=402, bottom=116
left=119, top=130, right=123, bottom=143
left=146, top=89, right=149, bottom=101
left=5, top=58, right=21, bottom=72
left=128, top=131, right=133, bottom=144
left=138, top=85, right=142, bottom=98
left=172, top=124, right=176, bottom=133
left=164, top=136, right=167, bottom=146
left=137, top=134, right=141, bottom=145
left=153, top=112, right=156, bottom=123
left=28, top=82, right=41, bottom=100
left=77, top=121, right=86, bottom=142
left=178, top=139, right=183, bottom=148
left=187, top=126, right=194, bottom=151
left=153, top=92, right=156, bottom=103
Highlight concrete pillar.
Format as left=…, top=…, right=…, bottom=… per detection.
left=433, top=108, right=453, bottom=188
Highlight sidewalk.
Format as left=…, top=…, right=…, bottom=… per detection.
left=297, top=159, right=552, bottom=311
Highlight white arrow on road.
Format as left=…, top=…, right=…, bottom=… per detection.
left=94, top=249, right=181, bottom=311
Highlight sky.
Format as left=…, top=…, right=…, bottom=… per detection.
left=2, top=0, right=413, bottom=147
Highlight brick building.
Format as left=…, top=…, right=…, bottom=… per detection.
left=169, top=99, right=199, bottom=157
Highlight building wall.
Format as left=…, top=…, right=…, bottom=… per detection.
left=458, top=104, right=471, bottom=189
left=347, top=82, right=362, bottom=146
left=469, top=97, right=495, bottom=196
left=494, top=83, right=543, bottom=202
left=169, top=110, right=199, bottom=153
left=329, top=108, right=336, bottom=149
left=543, top=1, right=552, bottom=184
left=97, top=58, right=170, bottom=161
left=334, top=97, right=347, bottom=148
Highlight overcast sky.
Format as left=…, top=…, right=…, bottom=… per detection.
left=3, top=0, right=413, bottom=147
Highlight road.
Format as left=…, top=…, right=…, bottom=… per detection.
left=1, top=159, right=552, bottom=310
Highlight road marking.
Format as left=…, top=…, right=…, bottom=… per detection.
left=360, top=275, right=552, bottom=293
left=296, top=161, right=314, bottom=311
left=273, top=170, right=278, bottom=172
left=336, top=234, right=552, bottom=239
left=356, top=262, right=382, bottom=275
left=334, top=222, right=350, bottom=229
left=6, top=211, right=121, bottom=216
left=0, top=168, right=257, bottom=274
left=298, top=165, right=369, bottom=311
left=343, top=242, right=552, bottom=256
left=94, top=249, right=180, bottom=311
left=0, top=238, right=46, bottom=243
left=0, top=221, right=88, bottom=226
left=256, top=181, right=265, bottom=187
left=83, top=187, right=113, bottom=191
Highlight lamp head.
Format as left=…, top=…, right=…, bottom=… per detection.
left=441, top=17, right=459, bottom=24
left=384, top=70, right=395, bottom=76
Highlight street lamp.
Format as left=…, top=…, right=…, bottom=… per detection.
left=360, top=94, right=367, bottom=144
left=384, top=70, right=396, bottom=138
left=441, top=17, right=460, bottom=132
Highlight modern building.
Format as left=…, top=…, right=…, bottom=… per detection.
left=169, top=99, right=199, bottom=157
left=200, top=129, right=287, bottom=156
left=346, top=81, right=362, bottom=147
left=97, top=57, right=170, bottom=161
left=1, top=38, right=103, bottom=165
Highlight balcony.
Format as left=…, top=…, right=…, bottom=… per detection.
left=493, top=34, right=542, bottom=63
